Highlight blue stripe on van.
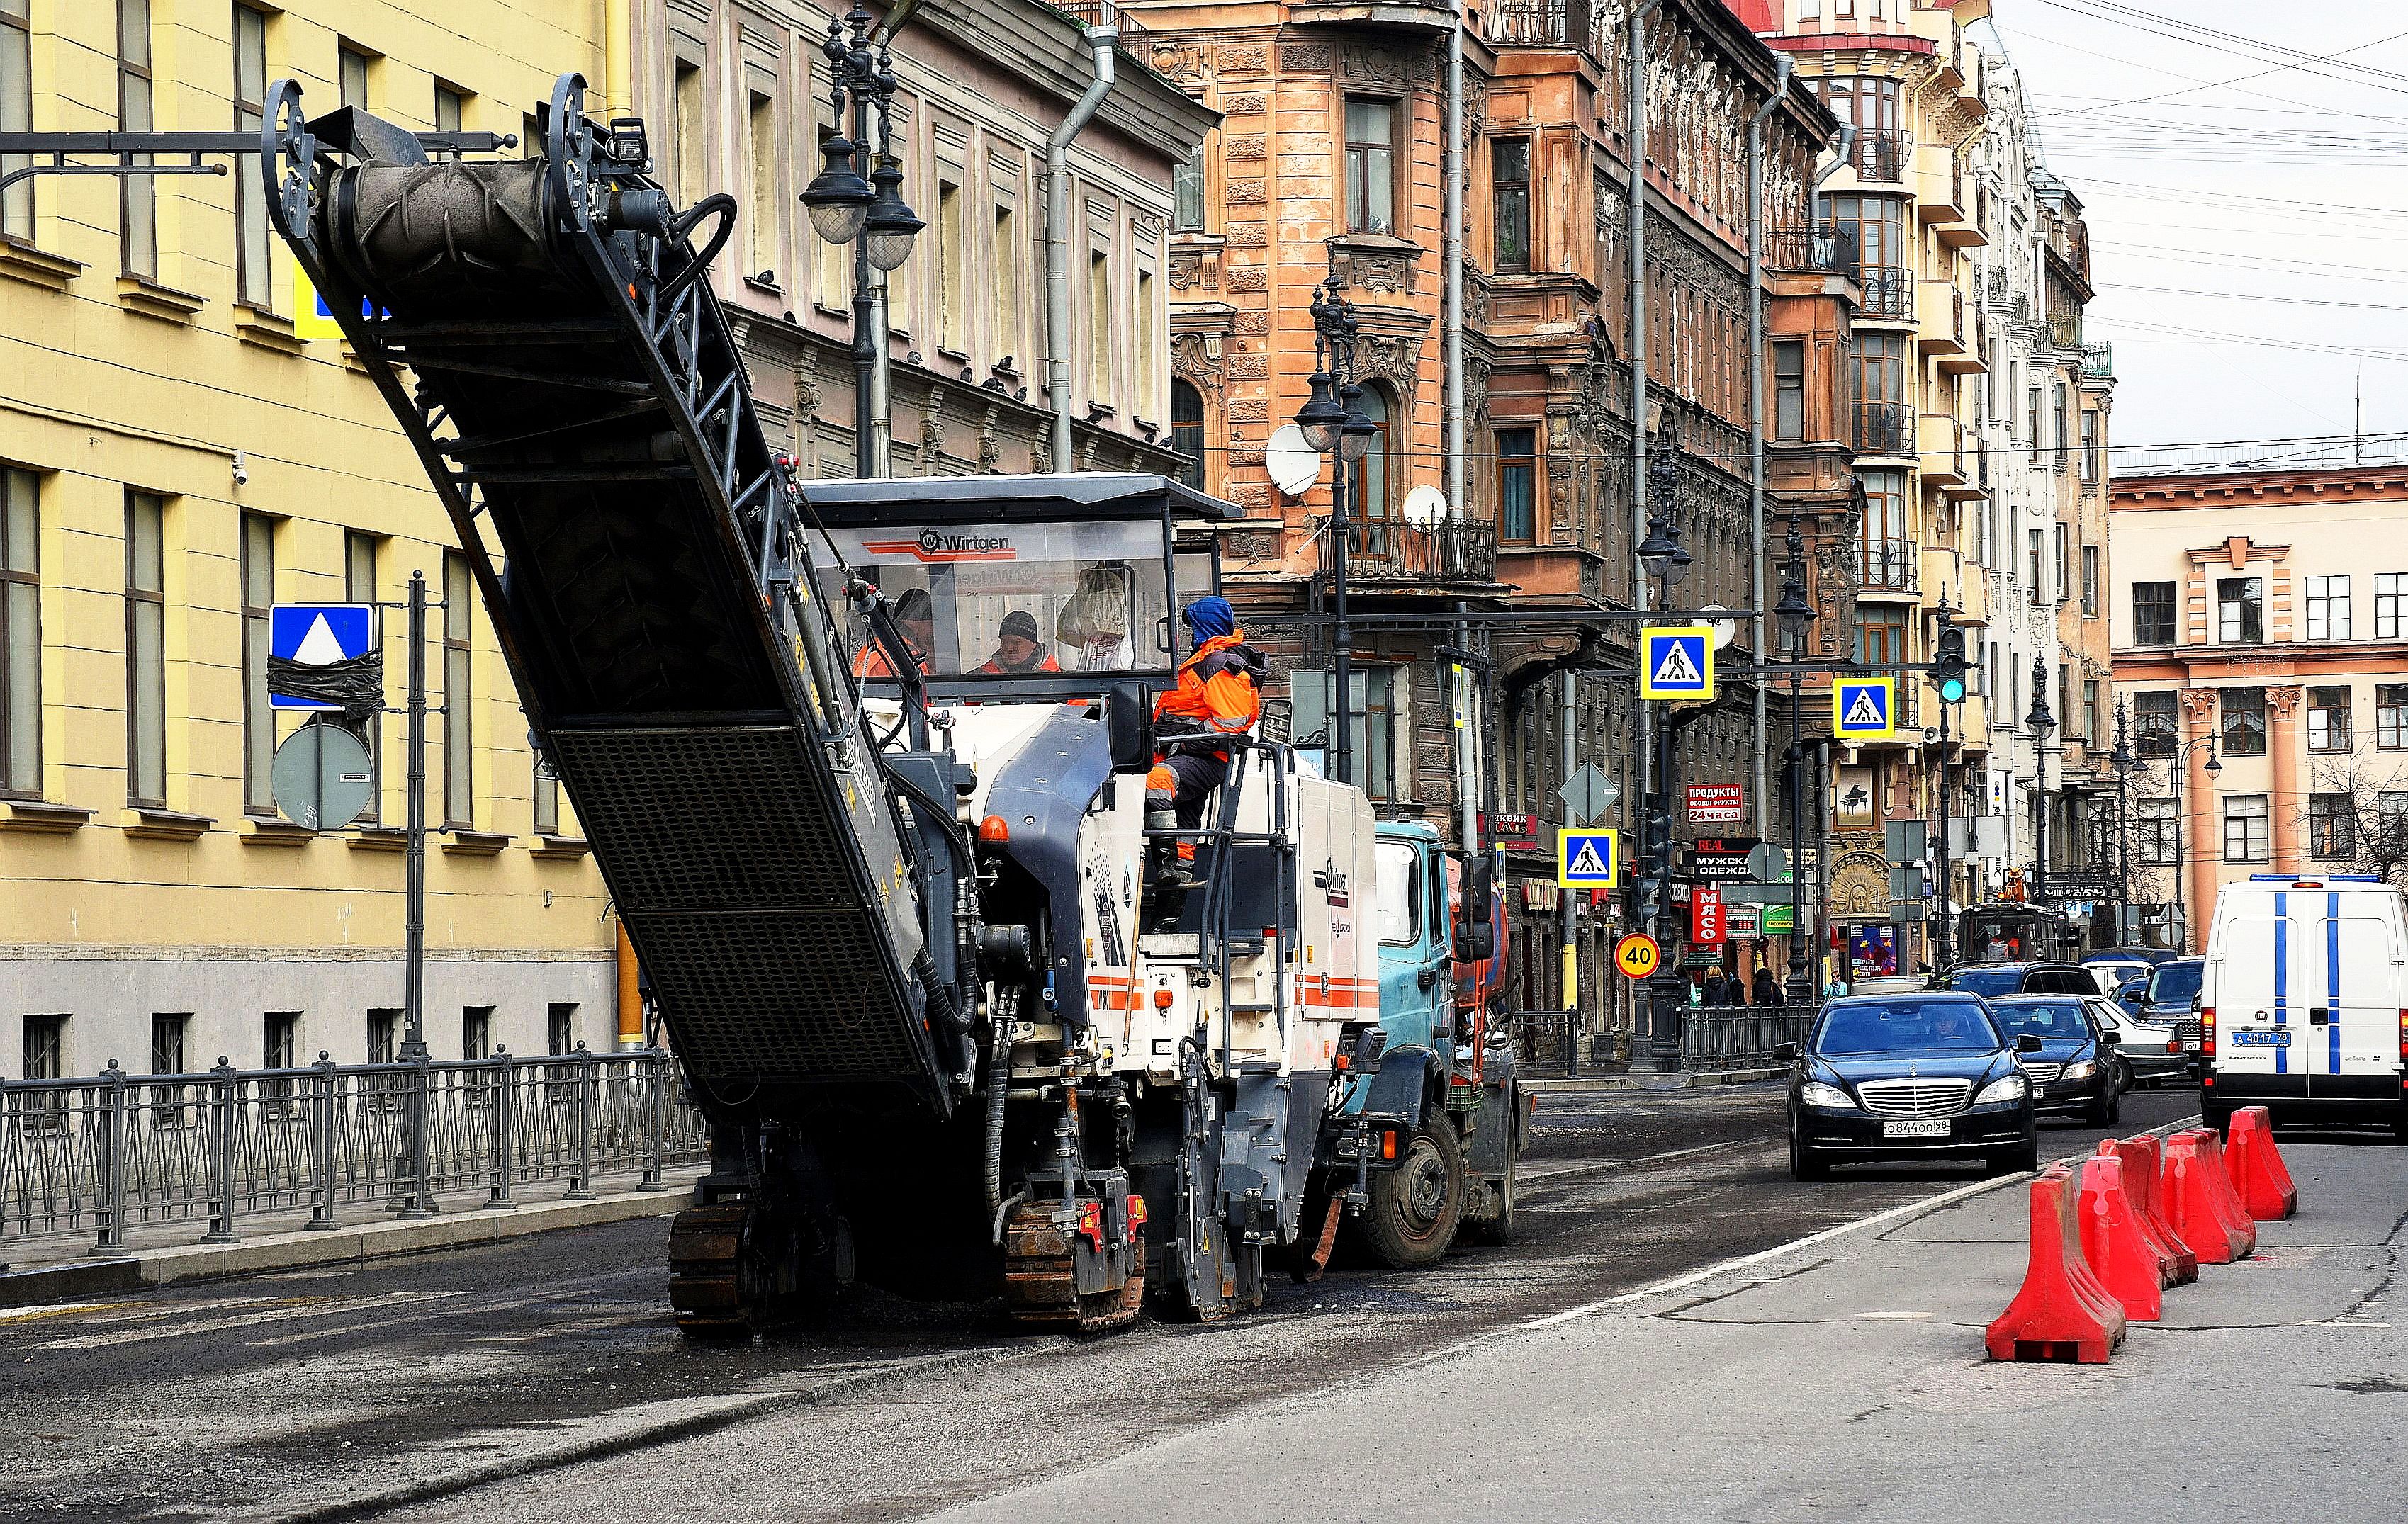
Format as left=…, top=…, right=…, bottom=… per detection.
left=2328, top=891, right=2344, bottom=1076
left=2273, top=892, right=2288, bottom=1076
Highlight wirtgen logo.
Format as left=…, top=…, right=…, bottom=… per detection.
left=863, top=531, right=1017, bottom=563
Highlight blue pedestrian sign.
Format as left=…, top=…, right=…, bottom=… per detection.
left=1834, top=677, right=1895, bottom=740
left=1640, top=625, right=1714, bottom=701
left=269, top=603, right=375, bottom=710
left=1558, top=829, right=1619, bottom=889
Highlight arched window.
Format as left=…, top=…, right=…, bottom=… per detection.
left=1350, top=383, right=1393, bottom=522
left=1170, top=380, right=1205, bottom=491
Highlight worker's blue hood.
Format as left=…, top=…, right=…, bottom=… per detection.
left=1181, top=597, right=1236, bottom=643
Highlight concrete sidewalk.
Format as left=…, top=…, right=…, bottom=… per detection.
left=947, top=1129, right=2408, bottom=1523
left=0, top=1168, right=699, bottom=1308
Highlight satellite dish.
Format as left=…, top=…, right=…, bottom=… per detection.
left=1265, top=425, right=1323, bottom=497
left=1400, top=485, right=1448, bottom=525
left=1697, top=603, right=1740, bottom=649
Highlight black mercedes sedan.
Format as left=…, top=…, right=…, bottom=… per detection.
left=1776, top=993, right=2042, bottom=1181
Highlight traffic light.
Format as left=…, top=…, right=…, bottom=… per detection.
left=1929, top=625, right=1968, bottom=704
left=1637, top=794, right=1674, bottom=913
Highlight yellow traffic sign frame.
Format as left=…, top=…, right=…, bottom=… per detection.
left=1834, top=677, right=1896, bottom=740
left=1640, top=625, right=1715, bottom=701
left=1614, top=932, right=1661, bottom=980
left=1557, top=828, right=1619, bottom=888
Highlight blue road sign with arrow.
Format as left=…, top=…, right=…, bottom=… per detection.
left=269, top=603, right=374, bottom=710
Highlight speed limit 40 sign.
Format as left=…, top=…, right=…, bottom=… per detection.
left=1614, top=932, right=1662, bottom=981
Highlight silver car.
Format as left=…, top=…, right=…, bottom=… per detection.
left=2085, top=996, right=2191, bottom=1088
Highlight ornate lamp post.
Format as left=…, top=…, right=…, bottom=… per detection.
left=2159, top=735, right=2221, bottom=953
left=2025, top=658, right=2056, bottom=908
left=1776, top=516, right=1818, bottom=1004
left=2110, top=702, right=2144, bottom=947
left=801, top=4, right=922, bottom=477
left=1297, top=276, right=1374, bottom=786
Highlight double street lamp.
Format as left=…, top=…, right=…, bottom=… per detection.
left=2026, top=658, right=2057, bottom=905
left=801, top=4, right=923, bottom=475
left=1295, top=276, right=1377, bottom=786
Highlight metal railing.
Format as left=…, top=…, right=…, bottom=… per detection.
left=1680, top=1007, right=1815, bottom=1074
left=1052, top=0, right=1150, bottom=44
left=1852, top=399, right=1915, bottom=457
left=1857, top=266, right=1915, bottom=322
left=1853, top=130, right=1913, bottom=183
left=2049, top=313, right=2083, bottom=351
left=1860, top=536, right=1920, bottom=594
left=1767, top=223, right=1857, bottom=274
left=2082, top=341, right=2114, bottom=379
left=0, top=1047, right=707, bottom=1254
left=1314, top=514, right=1498, bottom=585
left=1486, top=0, right=1592, bottom=47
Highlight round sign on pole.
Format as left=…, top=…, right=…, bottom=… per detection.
left=1614, top=932, right=1662, bottom=981
left=271, top=719, right=375, bottom=831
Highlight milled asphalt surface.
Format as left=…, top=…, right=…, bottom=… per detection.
left=0, top=1083, right=2212, bottom=1523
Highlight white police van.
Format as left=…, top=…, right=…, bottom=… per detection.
left=2200, top=874, right=2408, bottom=1136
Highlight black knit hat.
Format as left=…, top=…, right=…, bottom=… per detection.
left=999, top=610, right=1041, bottom=643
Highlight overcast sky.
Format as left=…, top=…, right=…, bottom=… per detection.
left=1981, top=0, right=2408, bottom=473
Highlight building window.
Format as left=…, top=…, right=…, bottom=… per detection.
left=2052, top=384, right=2069, bottom=473
left=339, top=42, right=371, bottom=110
left=434, top=82, right=465, bottom=134
left=443, top=552, right=473, bottom=825
left=2082, top=679, right=2100, bottom=746
left=2217, top=576, right=2263, bottom=644
left=368, top=1009, right=400, bottom=1064
left=1848, top=333, right=1909, bottom=453
left=233, top=6, right=271, bottom=307
left=2305, top=575, right=2349, bottom=640
left=1135, top=266, right=1158, bottom=412
left=150, top=1012, right=187, bottom=1076
left=2223, top=794, right=2270, bottom=864
left=2025, top=387, right=2040, bottom=451
left=2053, top=525, right=2068, bottom=603
left=118, top=0, right=155, bottom=278
left=1351, top=383, right=1393, bottom=520
left=2080, top=545, right=2099, bottom=619
left=1086, top=244, right=1109, bottom=397
left=2080, top=410, right=2100, bottom=483
left=262, top=1010, right=298, bottom=1069
left=2, top=0, right=32, bottom=241
left=746, top=90, right=778, bottom=281
left=1773, top=341, right=1804, bottom=441
left=1, top=466, right=37, bottom=796
left=2383, top=792, right=2408, bottom=858
left=1344, top=97, right=1396, bottom=235
left=345, top=533, right=381, bottom=822
left=2135, top=797, right=2178, bottom=866
left=462, top=1006, right=493, bottom=1061
left=2377, top=572, right=2407, bottom=639
left=23, top=1012, right=62, bottom=1080
left=2133, top=690, right=2177, bottom=757
left=1170, top=380, right=1205, bottom=492
left=531, top=747, right=559, bottom=836
left=1854, top=606, right=1908, bottom=669
left=2132, top=581, right=2176, bottom=645
left=1497, top=428, right=1536, bottom=543
left=2309, top=686, right=2352, bottom=752
left=2310, top=794, right=2356, bottom=860
left=2382, top=684, right=2408, bottom=750
left=1492, top=137, right=1529, bottom=273
left=1172, top=141, right=1205, bottom=232
left=548, top=1003, right=578, bottom=1054
left=2220, top=687, right=2266, bottom=757
left=1828, top=194, right=1908, bottom=318
left=125, top=492, right=166, bottom=806
left=242, top=514, right=275, bottom=813
left=935, top=176, right=964, bottom=354
left=1293, top=666, right=1402, bottom=803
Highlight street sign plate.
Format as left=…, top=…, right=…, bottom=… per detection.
left=1685, top=782, right=1743, bottom=823
left=1745, top=842, right=1791, bottom=884
left=269, top=602, right=375, bottom=711
left=1557, top=829, right=1619, bottom=888
left=1761, top=904, right=1796, bottom=935
left=1640, top=626, right=1714, bottom=701
left=270, top=720, right=374, bottom=831
left=1614, top=932, right=1661, bottom=980
left=1558, top=762, right=1619, bottom=825
left=1691, top=886, right=1727, bottom=944
left=1486, top=813, right=1541, bottom=852
left=1833, top=677, right=1894, bottom=740
left=1686, top=838, right=1762, bottom=882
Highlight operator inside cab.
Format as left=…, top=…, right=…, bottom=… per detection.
left=972, top=610, right=1061, bottom=675
left=853, top=587, right=933, bottom=679
left=1146, top=596, right=1264, bottom=888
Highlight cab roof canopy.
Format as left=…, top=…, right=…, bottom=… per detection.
left=798, top=473, right=1238, bottom=526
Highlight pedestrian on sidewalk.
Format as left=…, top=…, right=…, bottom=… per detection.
left=1701, top=966, right=1731, bottom=1007
left=1751, top=966, right=1783, bottom=1006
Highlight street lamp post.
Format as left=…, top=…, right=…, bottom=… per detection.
left=1775, top=516, right=1818, bottom=1005
left=2110, top=702, right=2143, bottom=947
left=2025, top=658, right=2056, bottom=909
left=1296, top=276, right=1376, bottom=786
left=1639, top=410, right=1692, bottom=1071
left=801, top=4, right=922, bottom=478
left=2161, top=735, right=2222, bottom=954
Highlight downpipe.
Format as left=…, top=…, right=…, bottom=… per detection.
left=1045, top=19, right=1118, bottom=470
left=1748, top=55, right=1792, bottom=840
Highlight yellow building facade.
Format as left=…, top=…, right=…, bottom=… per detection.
left=0, top=1, right=622, bottom=1079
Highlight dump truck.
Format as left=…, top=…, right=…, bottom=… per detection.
left=259, top=74, right=1520, bottom=1332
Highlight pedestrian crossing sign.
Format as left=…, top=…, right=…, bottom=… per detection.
left=1834, top=678, right=1895, bottom=740
left=1640, top=626, right=1714, bottom=701
left=1558, top=829, right=1619, bottom=888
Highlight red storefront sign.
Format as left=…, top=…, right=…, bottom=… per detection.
left=1691, top=886, right=1727, bottom=945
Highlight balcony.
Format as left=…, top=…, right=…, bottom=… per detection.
left=1852, top=130, right=1913, bottom=185
left=1852, top=400, right=1916, bottom=460
left=1767, top=223, right=1859, bottom=276
left=1054, top=0, right=1151, bottom=43
left=1486, top=0, right=1594, bottom=47
left=1921, top=282, right=1967, bottom=360
left=1935, top=290, right=1987, bottom=375
left=1857, top=266, right=1916, bottom=324
left=1860, top=537, right=1920, bottom=597
left=2081, top=341, right=2115, bottom=380
left=1313, top=514, right=1497, bottom=585
left=2049, top=313, right=2083, bottom=352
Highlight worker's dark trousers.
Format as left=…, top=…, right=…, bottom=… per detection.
left=1161, top=750, right=1229, bottom=830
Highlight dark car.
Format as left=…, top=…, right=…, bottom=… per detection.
left=2139, top=958, right=2205, bottom=1073
left=1777, top=994, right=2041, bottom=1180
left=1987, top=995, right=2121, bottom=1126
left=1928, top=961, right=2100, bottom=998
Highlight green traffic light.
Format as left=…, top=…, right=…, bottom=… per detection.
left=1940, top=677, right=1966, bottom=704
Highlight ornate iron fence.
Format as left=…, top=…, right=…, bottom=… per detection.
left=0, top=1047, right=707, bottom=1253
left=1314, top=514, right=1498, bottom=585
left=1767, top=223, right=1858, bottom=275
left=1680, top=1006, right=1815, bottom=1073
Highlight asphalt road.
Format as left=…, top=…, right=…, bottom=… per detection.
left=0, top=1083, right=2207, bottom=1524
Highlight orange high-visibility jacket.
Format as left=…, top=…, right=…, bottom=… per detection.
left=1154, top=632, right=1261, bottom=745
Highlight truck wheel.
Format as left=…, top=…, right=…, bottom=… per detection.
left=1359, top=1122, right=1466, bottom=1268
left=1461, top=1149, right=1517, bottom=1247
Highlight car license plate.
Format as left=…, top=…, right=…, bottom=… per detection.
left=2230, top=1029, right=2290, bottom=1048
left=1882, top=1119, right=1949, bottom=1139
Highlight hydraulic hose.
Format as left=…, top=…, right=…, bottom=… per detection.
left=984, top=987, right=1018, bottom=1229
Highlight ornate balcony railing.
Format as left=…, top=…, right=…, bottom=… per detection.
left=2082, top=341, right=2114, bottom=379
left=1486, top=0, right=1592, bottom=47
left=2049, top=313, right=2083, bottom=351
left=1860, top=537, right=1920, bottom=594
left=1854, top=130, right=1913, bottom=184
left=1852, top=400, right=1916, bottom=458
left=1858, top=266, right=1916, bottom=322
left=1767, top=223, right=1858, bottom=274
left=1314, top=514, right=1499, bottom=585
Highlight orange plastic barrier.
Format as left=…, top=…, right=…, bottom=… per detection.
left=2076, top=1156, right=2164, bottom=1321
left=2162, top=1129, right=2257, bottom=1263
left=1985, top=1165, right=2128, bottom=1363
left=2099, top=1135, right=2198, bottom=1286
left=2223, top=1106, right=2300, bottom=1221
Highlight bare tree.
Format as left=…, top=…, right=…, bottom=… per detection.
left=2302, top=747, right=2408, bottom=888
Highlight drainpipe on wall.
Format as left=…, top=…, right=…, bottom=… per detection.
left=1045, top=17, right=1119, bottom=471
left=1747, top=55, right=1793, bottom=842
left=1445, top=16, right=1477, bottom=857
left=1811, top=122, right=1857, bottom=228
left=1628, top=0, right=1663, bottom=916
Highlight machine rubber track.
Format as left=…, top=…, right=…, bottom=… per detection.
left=1000, top=1202, right=1146, bottom=1334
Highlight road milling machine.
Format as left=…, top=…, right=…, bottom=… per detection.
left=260, top=74, right=1514, bottom=1333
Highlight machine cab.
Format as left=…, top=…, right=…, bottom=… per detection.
left=1375, top=824, right=1453, bottom=1053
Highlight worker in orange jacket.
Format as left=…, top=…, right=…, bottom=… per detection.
left=1147, top=597, right=1263, bottom=891
left=853, top=587, right=934, bottom=679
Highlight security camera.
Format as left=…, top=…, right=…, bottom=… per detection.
left=232, top=452, right=249, bottom=488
